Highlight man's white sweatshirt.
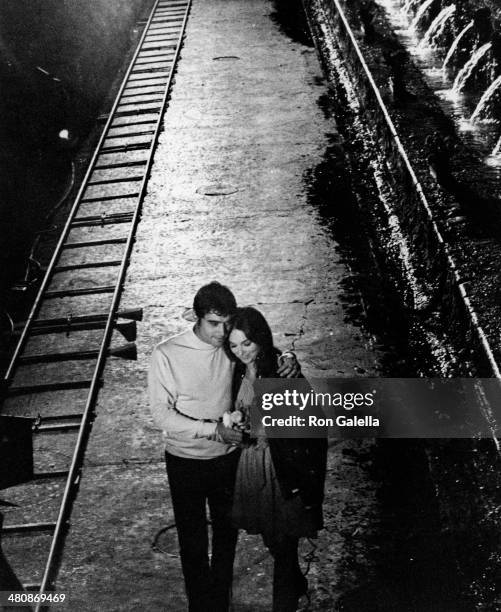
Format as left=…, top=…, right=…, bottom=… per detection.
left=148, top=328, right=235, bottom=459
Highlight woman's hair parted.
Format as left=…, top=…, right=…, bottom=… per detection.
left=230, top=306, right=277, bottom=376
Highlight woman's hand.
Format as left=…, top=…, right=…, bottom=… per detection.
left=216, top=422, right=243, bottom=445
left=277, top=352, right=301, bottom=378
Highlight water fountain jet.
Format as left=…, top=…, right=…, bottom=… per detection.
left=411, top=0, right=436, bottom=31
left=452, top=42, right=491, bottom=94
left=442, top=21, right=473, bottom=72
left=403, top=0, right=420, bottom=14
left=470, top=74, right=501, bottom=123
left=419, top=5, right=455, bottom=50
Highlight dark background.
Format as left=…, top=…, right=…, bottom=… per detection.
left=0, top=0, right=152, bottom=314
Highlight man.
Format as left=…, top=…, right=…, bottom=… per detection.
left=148, top=281, right=298, bottom=612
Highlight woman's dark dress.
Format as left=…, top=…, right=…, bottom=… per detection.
left=230, top=361, right=327, bottom=542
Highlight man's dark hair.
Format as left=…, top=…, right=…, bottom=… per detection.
left=193, top=281, right=237, bottom=319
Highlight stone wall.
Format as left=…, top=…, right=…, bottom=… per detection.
left=305, top=0, right=501, bottom=377
left=304, top=0, right=501, bottom=603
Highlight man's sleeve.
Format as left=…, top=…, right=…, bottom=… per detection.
left=148, top=346, right=218, bottom=439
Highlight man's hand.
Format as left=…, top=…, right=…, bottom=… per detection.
left=216, top=423, right=243, bottom=445
left=277, top=352, right=301, bottom=378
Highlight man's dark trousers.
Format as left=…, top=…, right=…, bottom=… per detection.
left=166, top=450, right=240, bottom=612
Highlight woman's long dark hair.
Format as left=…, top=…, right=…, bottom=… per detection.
left=228, top=306, right=278, bottom=377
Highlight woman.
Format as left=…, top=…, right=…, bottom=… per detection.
left=226, top=306, right=327, bottom=612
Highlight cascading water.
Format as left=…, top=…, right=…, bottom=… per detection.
left=442, top=21, right=474, bottom=72
left=418, top=5, right=455, bottom=50
left=470, top=75, right=501, bottom=123
left=452, top=42, right=491, bottom=94
left=403, top=0, right=420, bottom=14
left=411, top=0, right=436, bottom=30
left=376, top=0, right=501, bottom=168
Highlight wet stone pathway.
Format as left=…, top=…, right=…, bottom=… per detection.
left=51, top=0, right=394, bottom=609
